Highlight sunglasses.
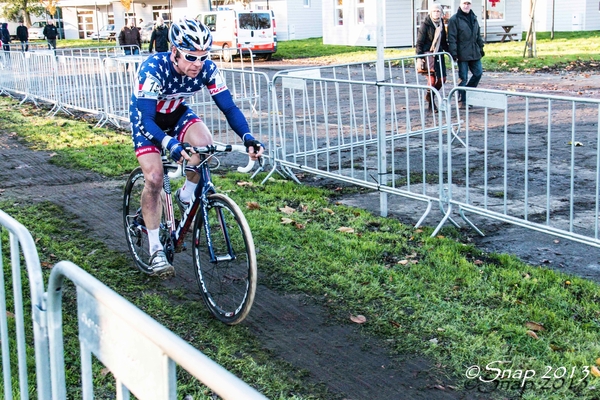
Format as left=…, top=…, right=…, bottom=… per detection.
left=177, top=48, right=210, bottom=63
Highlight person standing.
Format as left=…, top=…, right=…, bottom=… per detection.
left=416, top=3, right=449, bottom=111
left=1, top=23, right=11, bottom=51
left=43, top=20, right=58, bottom=50
left=118, top=18, right=141, bottom=55
left=16, top=21, right=28, bottom=51
left=447, top=0, right=485, bottom=105
left=148, top=17, right=169, bottom=52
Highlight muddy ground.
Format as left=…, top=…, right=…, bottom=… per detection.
left=1, top=67, right=600, bottom=399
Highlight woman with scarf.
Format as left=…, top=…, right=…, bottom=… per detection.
left=416, top=3, right=449, bottom=111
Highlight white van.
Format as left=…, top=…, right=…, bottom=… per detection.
left=196, top=9, right=277, bottom=61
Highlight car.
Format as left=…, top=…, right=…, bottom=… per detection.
left=89, top=24, right=116, bottom=40
left=29, top=20, right=65, bottom=40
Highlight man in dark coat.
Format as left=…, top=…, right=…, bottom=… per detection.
left=149, top=17, right=169, bottom=52
left=447, top=0, right=485, bottom=105
left=16, top=21, right=28, bottom=51
left=118, top=18, right=141, bottom=55
left=1, top=23, right=10, bottom=51
left=43, top=20, right=58, bottom=50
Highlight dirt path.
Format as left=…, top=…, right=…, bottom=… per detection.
left=2, top=68, right=599, bottom=399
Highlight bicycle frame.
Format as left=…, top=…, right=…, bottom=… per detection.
left=162, top=153, right=234, bottom=263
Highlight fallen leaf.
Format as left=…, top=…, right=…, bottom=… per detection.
left=436, top=235, right=445, bottom=239
left=279, top=205, right=296, bottom=215
left=429, top=338, right=439, bottom=344
left=398, top=260, right=409, bottom=265
left=299, top=204, right=308, bottom=212
left=246, top=201, right=260, bottom=210
left=595, top=358, right=600, bottom=366
left=389, top=320, right=401, bottom=328
left=41, top=262, right=53, bottom=269
left=337, top=227, right=355, bottom=233
left=236, top=181, right=253, bottom=186
left=474, top=259, right=483, bottom=265
left=295, top=223, right=306, bottom=230
left=567, top=141, right=583, bottom=147
left=281, top=217, right=295, bottom=224
left=525, top=321, right=545, bottom=331
left=565, top=280, right=571, bottom=285
left=323, top=208, right=335, bottom=215
left=100, top=367, right=111, bottom=376
left=6, top=311, right=14, bottom=318
left=350, top=314, right=367, bottom=324
left=415, top=229, right=424, bottom=233
left=526, top=330, right=539, bottom=340
left=592, top=366, right=600, bottom=378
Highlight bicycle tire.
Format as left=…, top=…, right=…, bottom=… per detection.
left=192, top=193, right=257, bottom=325
left=123, top=167, right=172, bottom=274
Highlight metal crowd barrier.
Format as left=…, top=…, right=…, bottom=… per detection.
left=0, top=209, right=51, bottom=400
left=268, top=55, right=454, bottom=225
left=0, top=209, right=266, bottom=399
left=47, top=261, right=266, bottom=399
left=434, top=86, right=600, bottom=248
left=6, top=42, right=49, bottom=52
left=101, top=55, right=144, bottom=127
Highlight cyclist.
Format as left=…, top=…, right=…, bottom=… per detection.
left=129, top=18, right=263, bottom=277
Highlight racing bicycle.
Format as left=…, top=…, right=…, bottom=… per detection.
left=122, top=144, right=257, bottom=325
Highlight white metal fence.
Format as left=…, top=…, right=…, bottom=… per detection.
left=0, top=210, right=266, bottom=399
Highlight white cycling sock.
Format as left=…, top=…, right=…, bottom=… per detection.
left=148, top=228, right=162, bottom=255
left=179, top=180, right=197, bottom=203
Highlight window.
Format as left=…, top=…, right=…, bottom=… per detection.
left=336, top=0, right=343, bottom=26
left=357, top=0, right=364, bottom=24
left=152, top=5, right=170, bottom=22
left=485, top=0, right=505, bottom=20
left=203, top=14, right=217, bottom=31
left=238, top=13, right=272, bottom=30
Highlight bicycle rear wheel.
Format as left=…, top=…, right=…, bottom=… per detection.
left=123, top=167, right=172, bottom=274
left=192, top=193, right=257, bottom=325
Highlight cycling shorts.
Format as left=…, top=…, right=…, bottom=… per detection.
left=132, top=105, right=202, bottom=158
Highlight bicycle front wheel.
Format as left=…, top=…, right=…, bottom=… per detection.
left=192, top=193, right=257, bottom=325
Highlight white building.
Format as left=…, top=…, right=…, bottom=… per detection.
left=54, top=0, right=321, bottom=41
left=322, top=0, right=523, bottom=47
left=522, top=0, right=600, bottom=32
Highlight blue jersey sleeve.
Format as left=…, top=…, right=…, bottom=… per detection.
left=212, top=90, right=251, bottom=139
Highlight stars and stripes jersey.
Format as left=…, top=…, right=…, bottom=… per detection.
left=129, top=52, right=250, bottom=151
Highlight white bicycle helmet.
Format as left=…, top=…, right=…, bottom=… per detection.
left=169, top=18, right=212, bottom=52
